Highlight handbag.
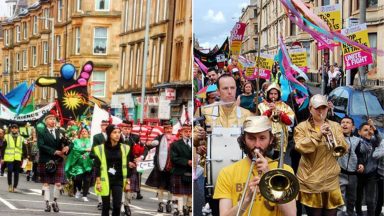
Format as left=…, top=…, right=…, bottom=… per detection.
left=45, top=160, right=57, bottom=174
left=182, top=172, right=192, bottom=184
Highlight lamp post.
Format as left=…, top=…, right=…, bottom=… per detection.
left=37, top=16, right=55, bottom=102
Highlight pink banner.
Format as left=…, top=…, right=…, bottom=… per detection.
left=254, top=68, right=271, bottom=80
left=230, top=22, right=247, bottom=55
left=344, top=50, right=373, bottom=70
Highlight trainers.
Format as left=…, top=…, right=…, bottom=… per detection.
left=82, top=197, right=89, bottom=202
left=124, top=205, right=131, bottom=216
left=51, top=201, right=59, bottom=212
left=8, top=185, right=12, bottom=192
left=44, top=201, right=51, bottom=212
left=157, top=202, right=164, bottom=212
left=75, top=191, right=81, bottom=199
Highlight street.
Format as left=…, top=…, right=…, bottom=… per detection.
left=0, top=172, right=172, bottom=216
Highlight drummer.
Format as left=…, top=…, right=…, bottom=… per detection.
left=194, top=74, right=254, bottom=215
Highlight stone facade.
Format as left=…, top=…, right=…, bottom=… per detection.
left=1, top=0, right=122, bottom=106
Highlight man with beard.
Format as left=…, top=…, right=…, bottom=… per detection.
left=145, top=121, right=176, bottom=213
left=213, top=116, right=296, bottom=216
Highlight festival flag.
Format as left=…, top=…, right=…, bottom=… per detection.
left=16, top=82, right=35, bottom=116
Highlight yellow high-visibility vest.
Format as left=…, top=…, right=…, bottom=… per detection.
left=3, top=134, right=23, bottom=162
left=93, top=144, right=129, bottom=196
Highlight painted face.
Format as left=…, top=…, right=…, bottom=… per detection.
left=244, top=131, right=273, bottom=155
left=218, top=77, right=236, bottom=103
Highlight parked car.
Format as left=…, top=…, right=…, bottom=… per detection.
left=328, top=86, right=384, bottom=136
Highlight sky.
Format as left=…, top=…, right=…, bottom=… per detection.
left=0, top=0, right=11, bottom=17
left=194, top=0, right=249, bottom=50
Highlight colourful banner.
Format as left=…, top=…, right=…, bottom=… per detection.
left=315, top=4, right=341, bottom=50
left=288, top=48, right=308, bottom=72
left=230, top=22, right=246, bottom=56
left=341, top=24, right=373, bottom=70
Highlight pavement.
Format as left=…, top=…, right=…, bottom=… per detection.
left=0, top=170, right=173, bottom=216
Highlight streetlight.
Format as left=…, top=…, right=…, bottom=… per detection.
left=37, top=16, right=54, bottom=102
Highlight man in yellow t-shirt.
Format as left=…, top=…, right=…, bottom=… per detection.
left=213, top=116, right=296, bottom=216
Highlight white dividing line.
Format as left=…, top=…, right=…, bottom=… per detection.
left=14, top=208, right=99, bottom=215
left=0, top=196, right=17, bottom=210
left=4, top=199, right=97, bottom=207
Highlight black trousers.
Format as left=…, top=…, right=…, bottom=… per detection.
left=74, top=171, right=91, bottom=197
left=375, top=176, right=384, bottom=216
left=7, top=161, right=21, bottom=188
left=356, top=174, right=378, bottom=216
left=101, top=185, right=123, bottom=216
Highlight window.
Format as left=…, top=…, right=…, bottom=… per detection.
left=32, top=46, right=37, bottom=67
left=129, top=47, right=133, bottom=86
left=44, top=8, right=50, bottom=29
left=368, top=33, right=377, bottom=72
left=23, top=22, right=27, bottom=39
left=4, top=29, right=8, bottom=46
left=175, top=41, right=183, bottom=78
left=92, top=71, right=106, bottom=97
left=139, top=0, right=143, bottom=27
left=96, top=0, right=110, bottom=11
left=33, top=16, right=38, bottom=35
left=163, top=0, right=168, bottom=20
left=16, top=52, right=21, bottom=71
left=322, top=0, right=330, bottom=5
left=155, top=0, right=160, bottom=23
left=132, top=0, right=136, bottom=29
left=151, top=42, right=157, bottom=84
left=75, top=27, right=80, bottom=54
left=42, top=88, right=47, bottom=99
left=290, top=21, right=296, bottom=36
left=22, top=49, right=27, bottom=70
left=120, top=47, right=126, bottom=87
left=367, top=0, right=378, bottom=7
left=93, top=27, right=107, bottom=54
left=158, top=40, right=164, bottom=83
left=57, top=0, right=63, bottom=22
left=77, top=0, right=82, bottom=11
left=56, top=35, right=61, bottom=60
left=124, top=1, right=129, bottom=32
left=4, top=57, right=9, bottom=73
left=16, top=26, right=20, bottom=42
left=3, top=83, right=8, bottom=94
left=176, top=0, right=185, bottom=21
left=43, top=41, right=49, bottom=64
left=254, top=9, right=257, bottom=18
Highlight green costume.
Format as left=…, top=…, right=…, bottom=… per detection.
left=64, top=138, right=93, bottom=178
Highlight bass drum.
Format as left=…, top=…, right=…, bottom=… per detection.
left=158, top=135, right=168, bottom=171
left=207, top=127, right=243, bottom=186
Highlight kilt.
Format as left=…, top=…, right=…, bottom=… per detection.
left=38, top=161, right=67, bottom=184
left=129, top=169, right=140, bottom=192
left=170, top=175, right=192, bottom=195
left=145, top=168, right=171, bottom=190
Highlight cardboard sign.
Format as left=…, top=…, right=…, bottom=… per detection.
left=230, top=22, right=246, bottom=56
left=289, top=48, right=308, bottom=72
left=247, top=53, right=273, bottom=80
left=137, top=160, right=154, bottom=172
left=341, top=23, right=373, bottom=70
left=315, top=4, right=341, bottom=50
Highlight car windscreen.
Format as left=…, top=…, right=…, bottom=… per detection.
left=350, top=91, right=384, bottom=116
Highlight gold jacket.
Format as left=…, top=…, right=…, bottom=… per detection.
left=200, top=103, right=252, bottom=128
left=294, top=119, right=348, bottom=193
left=258, top=100, right=295, bottom=152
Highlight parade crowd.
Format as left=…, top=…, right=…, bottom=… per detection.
left=0, top=113, right=193, bottom=216
left=193, top=56, right=383, bottom=216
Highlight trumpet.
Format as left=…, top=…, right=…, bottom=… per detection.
left=320, top=114, right=346, bottom=157
left=270, top=98, right=280, bottom=123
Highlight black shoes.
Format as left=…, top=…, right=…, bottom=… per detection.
left=97, top=202, right=103, bottom=210
left=136, top=192, right=143, bottom=200
left=44, top=201, right=51, bottom=212
left=166, top=200, right=173, bottom=213
left=157, top=202, right=164, bottom=212
left=51, top=201, right=59, bottom=212
left=123, top=205, right=131, bottom=216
